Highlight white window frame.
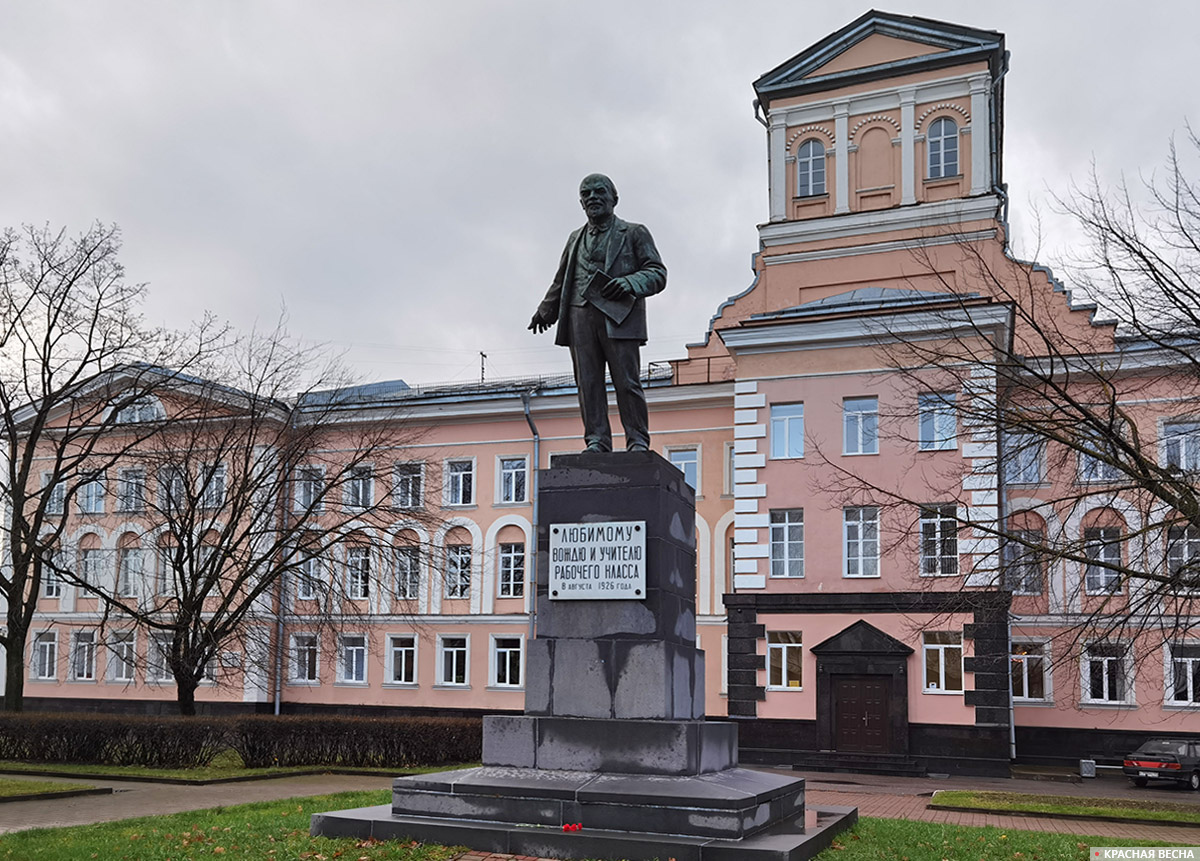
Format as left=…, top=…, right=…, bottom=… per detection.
left=43, top=475, right=66, bottom=516
left=393, top=462, right=424, bottom=509
left=1010, top=640, right=1051, bottom=702
left=290, top=633, right=319, bottom=684
left=918, top=393, right=957, bottom=451
left=338, top=634, right=368, bottom=684
left=1084, top=526, right=1122, bottom=594
left=295, top=551, right=322, bottom=601
left=387, top=634, right=417, bottom=686
left=79, top=472, right=106, bottom=515
left=1078, top=432, right=1121, bottom=483
left=1004, top=529, right=1045, bottom=595
left=1003, top=433, right=1044, bottom=485
left=919, top=504, right=959, bottom=577
left=922, top=631, right=963, bottom=693
left=843, top=397, right=878, bottom=455
left=927, top=116, right=959, bottom=178
left=490, top=634, right=524, bottom=689
left=294, top=465, right=325, bottom=513
left=41, top=552, right=62, bottom=599
left=148, top=632, right=173, bottom=684
left=843, top=506, right=880, bottom=578
left=117, top=468, right=147, bottom=513
left=1081, top=641, right=1132, bottom=705
left=114, top=395, right=164, bottom=424
left=666, top=446, right=700, bottom=491
left=346, top=545, right=371, bottom=600
left=108, top=632, right=136, bottom=683
left=1167, top=642, right=1200, bottom=707
left=343, top=465, right=374, bottom=511
left=766, top=631, right=803, bottom=690
left=497, top=542, right=525, bottom=599
left=394, top=546, right=421, bottom=600
left=117, top=547, right=144, bottom=598
left=497, top=455, right=529, bottom=504
left=199, top=463, right=225, bottom=510
left=32, top=632, right=57, bottom=680
left=437, top=634, right=470, bottom=687
left=71, top=631, right=96, bottom=681
left=723, top=441, right=737, bottom=496
left=78, top=546, right=102, bottom=589
left=444, top=458, right=475, bottom=507
left=158, top=465, right=187, bottom=512
left=444, top=543, right=472, bottom=599
left=1163, top=420, right=1200, bottom=472
left=769, top=403, right=805, bottom=459
left=769, top=509, right=804, bottom=578
left=796, top=139, right=826, bottom=197
left=1167, top=525, right=1200, bottom=589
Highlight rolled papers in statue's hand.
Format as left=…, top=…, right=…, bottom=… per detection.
left=583, top=270, right=635, bottom=325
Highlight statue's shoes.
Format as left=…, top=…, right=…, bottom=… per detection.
left=626, top=443, right=649, bottom=452
left=583, top=443, right=609, bottom=453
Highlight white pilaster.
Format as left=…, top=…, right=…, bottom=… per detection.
left=969, top=75, right=990, bottom=195
left=900, top=89, right=916, bottom=205
left=769, top=113, right=788, bottom=222
left=834, top=103, right=850, bottom=214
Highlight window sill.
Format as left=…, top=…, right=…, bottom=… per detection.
left=924, top=175, right=963, bottom=186
left=1080, top=700, right=1137, bottom=709
left=1164, top=702, right=1200, bottom=711
left=29, top=677, right=57, bottom=684
left=334, top=681, right=369, bottom=687
left=841, top=452, right=879, bottom=457
left=487, top=685, right=524, bottom=692
left=918, top=444, right=957, bottom=453
left=382, top=682, right=419, bottom=689
left=443, top=504, right=478, bottom=511
left=792, top=193, right=830, bottom=202
left=843, top=574, right=881, bottom=579
left=769, top=455, right=805, bottom=461
left=392, top=505, right=425, bottom=513
left=1013, top=698, right=1055, bottom=707
left=922, top=689, right=964, bottom=695
left=67, top=678, right=97, bottom=684
left=433, top=684, right=471, bottom=690
left=919, top=571, right=961, bottom=578
left=496, top=594, right=526, bottom=601
left=493, top=501, right=530, bottom=508
left=1011, top=591, right=1044, bottom=597
left=765, top=686, right=804, bottom=692
left=768, top=574, right=805, bottom=579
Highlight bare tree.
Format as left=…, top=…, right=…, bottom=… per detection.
left=70, top=322, right=443, bottom=715
left=0, top=223, right=217, bottom=711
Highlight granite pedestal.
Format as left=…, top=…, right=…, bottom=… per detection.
left=312, top=452, right=856, bottom=859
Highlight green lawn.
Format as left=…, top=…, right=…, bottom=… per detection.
left=0, top=791, right=1175, bottom=861
left=0, top=777, right=96, bottom=799
left=930, top=789, right=1200, bottom=825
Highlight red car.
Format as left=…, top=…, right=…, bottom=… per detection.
left=1123, top=739, right=1200, bottom=789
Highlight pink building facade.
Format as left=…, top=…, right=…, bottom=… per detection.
left=14, top=12, right=1200, bottom=775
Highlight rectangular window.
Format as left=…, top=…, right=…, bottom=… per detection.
left=394, top=546, right=421, bottom=600
left=769, top=509, right=804, bottom=578
left=919, top=504, right=958, bottom=577
left=923, top=631, right=963, bottom=692
left=79, top=548, right=102, bottom=589
left=667, top=447, right=700, bottom=489
left=199, top=464, right=225, bottom=509
left=33, top=633, right=57, bottom=680
left=389, top=635, right=416, bottom=684
left=438, top=635, right=469, bottom=686
left=1083, top=642, right=1127, bottom=703
left=446, top=459, right=474, bottom=506
left=148, top=633, right=173, bottom=683
left=1164, top=421, right=1200, bottom=472
left=155, top=546, right=176, bottom=597
left=41, top=551, right=62, bottom=598
left=1167, top=525, right=1200, bottom=588
left=843, top=397, right=878, bottom=455
left=1003, top=433, right=1044, bottom=485
left=1079, top=432, right=1120, bottom=483
left=158, top=466, right=186, bottom=512
left=393, top=463, right=424, bottom=509
left=767, top=631, right=803, bottom=689
left=347, top=546, right=371, bottom=600
left=843, top=506, right=879, bottom=577
left=44, top=476, right=65, bottom=515
left=71, top=631, right=96, bottom=681
left=117, top=548, right=144, bottom=598
left=493, top=636, right=522, bottom=687
left=1084, top=527, right=1121, bottom=594
left=79, top=472, right=106, bottom=514
left=296, top=552, right=321, bottom=601
left=1010, top=642, right=1048, bottom=700
left=344, top=465, right=374, bottom=510
left=1003, top=530, right=1045, bottom=595
left=294, top=466, right=324, bottom=513
left=291, top=634, right=319, bottom=682
left=498, top=457, right=528, bottom=503
left=340, top=635, right=367, bottom=683
left=1169, top=643, right=1200, bottom=705
left=109, top=633, right=136, bottom=682
left=117, top=468, right=146, bottom=512
left=918, top=394, right=957, bottom=451
left=498, top=542, right=525, bottom=598
left=445, top=544, right=471, bottom=599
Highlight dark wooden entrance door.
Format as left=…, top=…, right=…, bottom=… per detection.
left=833, top=675, right=890, bottom=753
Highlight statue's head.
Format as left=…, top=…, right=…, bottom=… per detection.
left=579, top=173, right=618, bottom=222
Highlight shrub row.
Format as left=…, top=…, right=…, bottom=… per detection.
left=0, top=712, right=482, bottom=770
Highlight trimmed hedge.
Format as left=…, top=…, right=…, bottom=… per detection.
left=227, top=715, right=482, bottom=768
left=0, top=712, right=481, bottom=770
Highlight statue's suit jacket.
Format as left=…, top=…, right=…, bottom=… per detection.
left=536, top=217, right=667, bottom=347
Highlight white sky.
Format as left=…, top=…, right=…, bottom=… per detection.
left=1, top=1, right=1195, bottom=387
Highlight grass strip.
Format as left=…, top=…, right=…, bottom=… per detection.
left=929, top=790, right=1200, bottom=826
left=0, top=777, right=99, bottom=800
left=813, top=816, right=1176, bottom=860
left=0, top=760, right=475, bottom=784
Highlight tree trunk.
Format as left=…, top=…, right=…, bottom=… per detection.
left=4, top=621, right=28, bottom=712
left=176, top=678, right=198, bottom=716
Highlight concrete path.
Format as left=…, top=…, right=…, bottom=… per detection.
left=0, top=768, right=1197, bottom=857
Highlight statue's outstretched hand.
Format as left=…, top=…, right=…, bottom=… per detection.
left=529, top=312, right=551, bottom=334
left=600, top=276, right=631, bottom=300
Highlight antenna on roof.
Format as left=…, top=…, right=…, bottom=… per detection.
left=480, top=352, right=487, bottom=384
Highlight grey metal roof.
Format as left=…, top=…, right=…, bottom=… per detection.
left=748, top=287, right=981, bottom=322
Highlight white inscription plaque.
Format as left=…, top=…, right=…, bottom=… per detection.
left=549, top=521, right=646, bottom=600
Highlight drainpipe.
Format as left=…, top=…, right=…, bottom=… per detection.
left=521, top=391, right=540, bottom=641
left=273, top=411, right=299, bottom=716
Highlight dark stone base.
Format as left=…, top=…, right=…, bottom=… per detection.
left=312, top=799, right=857, bottom=861
left=483, top=715, right=737, bottom=775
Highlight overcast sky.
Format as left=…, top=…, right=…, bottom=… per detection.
left=1, top=1, right=1195, bottom=387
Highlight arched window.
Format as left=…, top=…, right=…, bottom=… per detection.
left=796, top=139, right=826, bottom=197
left=927, top=117, right=958, bottom=179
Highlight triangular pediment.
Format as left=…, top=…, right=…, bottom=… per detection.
left=810, top=620, right=914, bottom=656
left=754, top=11, right=1004, bottom=105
